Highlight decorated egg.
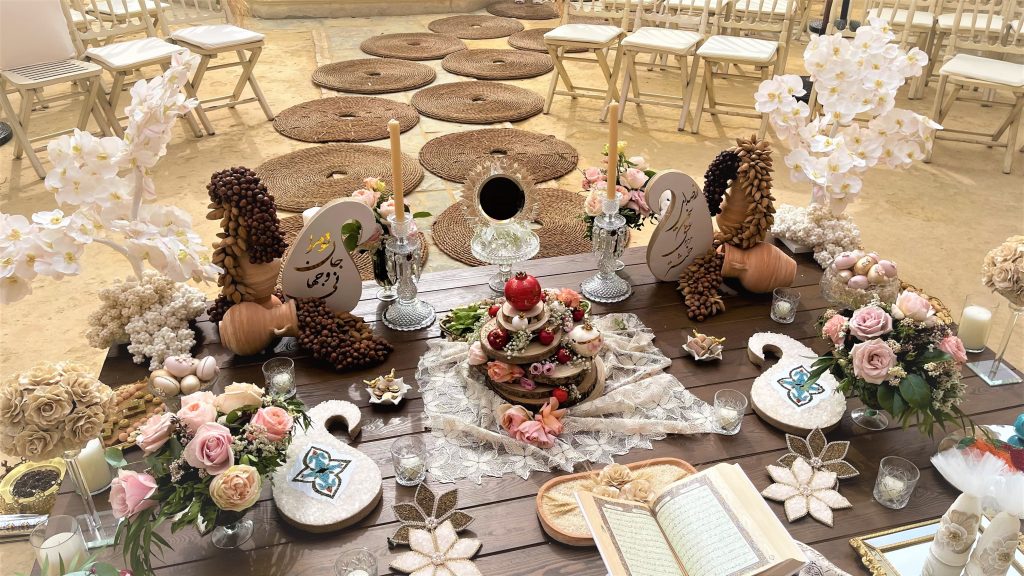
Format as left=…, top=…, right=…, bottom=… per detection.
left=468, top=342, right=488, bottom=366
left=850, top=249, right=866, bottom=260
left=852, top=256, right=875, bottom=276
left=510, top=313, right=529, bottom=332
left=163, top=355, right=197, bottom=378
left=195, top=356, right=219, bottom=382
left=151, top=373, right=180, bottom=397
left=866, top=264, right=887, bottom=285
left=568, top=322, right=603, bottom=357
left=837, top=269, right=854, bottom=283
left=831, top=252, right=859, bottom=270
left=179, top=375, right=202, bottom=395
left=848, top=275, right=870, bottom=290
left=877, top=259, right=898, bottom=278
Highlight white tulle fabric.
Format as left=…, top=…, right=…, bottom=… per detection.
left=416, top=313, right=720, bottom=484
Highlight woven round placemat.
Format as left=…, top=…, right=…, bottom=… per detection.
left=487, top=0, right=559, bottom=19
left=411, top=81, right=544, bottom=124
left=360, top=33, right=466, bottom=61
left=273, top=97, right=419, bottom=143
left=419, top=128, right=578, bottom=183
left=507, top=28, right=587, bottom=53
left=312, top=59, right=436, bottom=94
left=427, top=15, right=524, bottom=39
left=442, top=49, right=553, bottom=80
left=279, top=214, right=429, bottom=282
left=257, top=144, right=424, bottom=212
left=432, top=188, right=628, bottom=265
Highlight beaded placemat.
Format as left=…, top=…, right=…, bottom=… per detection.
left=411, top=81, right=544, bottom=124
left=442, top=49, right=553, bottom=80
left=418, top=128, right=578, bottom=183
left=487, top=0, right=559, bottom=19
left=273, top=97, right=419, bottom=143
left=360, top=33, right=466, bottom=61
left=312, top=59, right=437, bottom=94
left=507, top=27, right=587, bottom=53
left=257, top=144, right=424, bottom=212
left=427, top=14, right=524, bottom=39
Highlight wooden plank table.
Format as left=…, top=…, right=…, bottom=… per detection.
left=49, top=245, right=1024, bottom=575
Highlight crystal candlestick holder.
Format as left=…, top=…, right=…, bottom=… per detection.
left=383, top=215, right=435, bottom=331
left=581, top=195, right=631, bottom=303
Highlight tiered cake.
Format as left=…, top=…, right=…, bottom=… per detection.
left=468, top=272, right=606, bottom=409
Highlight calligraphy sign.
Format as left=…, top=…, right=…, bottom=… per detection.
left=282, top=199, right=377, bottom=314
left=643, top=170, right=714, bottom=282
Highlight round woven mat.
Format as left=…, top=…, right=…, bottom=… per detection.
left=487, top=1, right=559, bottom=19
left=257, top=144, right=424, bottom=212
left=312, top=59, right=436, bottom=94
left=411, top=81, right=544, bottom=124
left=442, top=49, right=553, bottom=80
left=279, top=215, right=429, bottom=282
left=272, top=97, right=419, bottom=143
left=427, top=15, right=524, bottom=39
left=360, top=33, right=466, bottom=61
left=507, top=28, right=587, bottom=53
left=432, top=188, right=627, bottom=265
left=419, top=128, right=578, bottom=183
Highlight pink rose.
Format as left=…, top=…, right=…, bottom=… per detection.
left=583, top=167, right=604, bottom=183
left=209, top=465, right=261, bottom=512
left=850, top=339, right=898, bottom=385
left=513, top=420, right=555, bottom=448
left=499, top=404, right=532, bottom=432
left=363, top=176, right=386, bottom=192
left=556, top=288, right=581, bottom=309
left=177, top=391, right=217, bottom=434
left=938, top=335, right=968, bottom=365
left=109, top=469, right=157, bottom=519
left=892, top=290, right=934, bottom=322
left=584, top=191, right=603, bottom=217
left=537, top=398, right=566, bottom=436
left=849, top=305, right=893, bottom=340
left=622, top=167, right=647, bottom=190
left=350, top=188, right=380, bottom=208
left=822, top=314, right=848, bottom=346
left=249, top=406, right=294, bottom=442
left=378, top=199, right=396, bottom=220
left=628, top=189, right=651, bottom=217
left=184, top=422, right=235, bottom=475
left=135, top=412, right=175, bottom=455
left=487, top=361, right=524, bottom=384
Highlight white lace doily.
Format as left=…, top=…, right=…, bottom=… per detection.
left=416, top=313, right=721, bottom=484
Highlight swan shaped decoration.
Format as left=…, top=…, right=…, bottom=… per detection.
left=643, top=170, right=714, bottom=282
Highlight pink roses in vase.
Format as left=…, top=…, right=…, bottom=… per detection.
left=108, top=383, right=308, bottom=575
left=810, top=291, right=968, bottom=436
left=580, top=145, right=658, bottom=240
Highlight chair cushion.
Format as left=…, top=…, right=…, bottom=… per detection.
left=936, top=12, right=1004, bottom=31
left=696, top=34, right=777, bottom=63
left=543, top=23, right=623, bottom=44
left=171, top=24, right=265, bottom=50
left=665, top=0, right=729, bottom=13
left=621, top=27, right=702, bottom=54
left=732, top=0, right=789, bottom=16
left=86, top=37, right=183, bottom=70
left=89, top=0, right=168, bottom=16
left=867, top=8, right=935, bottom=29
left=940, top=53, right=1024, bottom=87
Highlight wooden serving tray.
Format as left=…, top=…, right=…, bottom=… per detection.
left=535, top=457, right=697, bottom=546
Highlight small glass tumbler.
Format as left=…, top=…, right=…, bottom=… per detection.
left=391, top=436, right=427, bottom=486
left=31, top=515, right=88, bottom=576
left=770, top=288, right=800, bottom=324
left=714, top=389, right=747, bottom=435
left=263, top=357, right=296, bottom=398
left=873, top=456, right=920, bottom=509
left=334, top=547, right=376, bottom=576
left=958, top=293, right=999, bottom=354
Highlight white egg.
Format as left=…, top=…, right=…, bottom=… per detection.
left=163, top=355, right=197, bottom=378
left=179, top=375, right=202, bottom=395
left=195, top=356, right=220, bottom=382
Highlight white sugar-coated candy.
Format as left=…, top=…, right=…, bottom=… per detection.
left=195, top=356, right=219, bottom=382
left=163, top=355, right=197, bottom=378
left=848, top=275, right=870, bottom=290
left=179, top=375, right=201, bottom=395
left=877, top=259, right=898, bottom=278
left=832, top=252, right=859, bottom=270
left=152, top=374, right=180, bottom=396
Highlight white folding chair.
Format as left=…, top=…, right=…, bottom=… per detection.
left=155, top=0, right=273, bottom=135
left=925, top=0, right=1024, bottom=173
left=865, top=0, right=939, bottom=97
left=543, top=0, right=632, bottom=115
left=1, top=0, right=109, bottom=179
left=925, top=0, right=1009, bottom=88
left=690, top=0, right=797, bottom=136
left=62, top=0, right=202, bottom=138
left=613, top=0, right=718, bottom=130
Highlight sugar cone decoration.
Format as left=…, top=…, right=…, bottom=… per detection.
left=965, top=512, right=1020, bottom=576
left=923, top=493, right=981, bottom=575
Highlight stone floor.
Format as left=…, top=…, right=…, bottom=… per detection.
left=1, top=9, right=1022, bottom=572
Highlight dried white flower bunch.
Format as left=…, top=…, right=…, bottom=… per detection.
left=773, top=203, right=862, bottom=268
left=86, top=271, right=206, bottom=369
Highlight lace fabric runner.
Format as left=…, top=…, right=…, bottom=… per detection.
left=416, top=313, right=720, bottom=484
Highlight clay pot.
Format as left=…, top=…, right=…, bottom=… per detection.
left=219, top=296, right=299, bottom=356
left=237, top=257, right=282, bottom=303
left=719, top=243, right=796, bottom=294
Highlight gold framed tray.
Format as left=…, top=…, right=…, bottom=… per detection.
left=851, top=516, right=1024, bottom=575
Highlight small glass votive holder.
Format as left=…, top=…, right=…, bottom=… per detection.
left=770, top=287, right=800, bottom=324
left=334, top=547, right=376, bottom=576
left=391, top=436, right=427, bottom=486
left=873, top=456, right=920, bottom=509
left=714, top=389, right=747, bottom=435
left=262, top=357, right=296, bottom=398
left=958, top=293, right=999, bottom=354
left=31, top=515, right=88, bottom=576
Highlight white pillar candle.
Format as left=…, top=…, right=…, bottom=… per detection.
left=958, top=305, right=993, bottom=352
left=301, top=206, right=321, bottom=227
left=717, top=407, right=740, bottom=428
left=37, top=531, right=88, bottom=576
left=347, top=571, right=370, bottom=576
left=772, top=301, right=792, bottom=318
left=75, top=438, right=112, bottom=494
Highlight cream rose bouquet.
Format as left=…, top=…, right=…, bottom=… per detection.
left=0, top=361, right=113, bottom=460
left=982, top=235, right=1024, bottom=308
left=581, top=143, right=658, bottom=240
left=808, top=291, right=968, bottom=436
left=109, top=383, right=308, bottom=575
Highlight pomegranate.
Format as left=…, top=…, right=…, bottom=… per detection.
left=487, top=328, right=509, bottom=350
left=487, top=304, right=500, bottom=317
left=572, top=308, right=585, bottom=321
left=552, top=388, right=569, bottom=403
left=556, top=348, right=572, bottom=364
left=504, top=272, right=542, bottom=312
left=538, top=329, right=555, bottom=346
